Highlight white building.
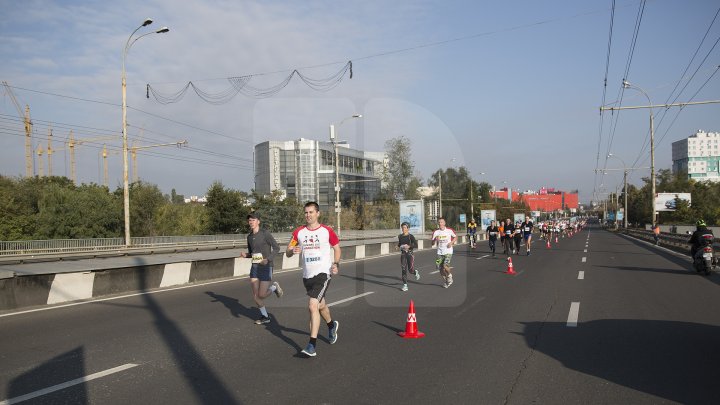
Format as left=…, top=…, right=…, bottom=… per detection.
left=254, top=139, right=386, bottom=210
left=672, top=130, right=720, bottom=182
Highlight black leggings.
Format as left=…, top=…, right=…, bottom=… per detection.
left=400, top=251, right=415, bottom=283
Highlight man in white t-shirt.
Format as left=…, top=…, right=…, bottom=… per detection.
left=432, top=217, right=457, bottom=288
left=286, top=201, right=341, bottom=358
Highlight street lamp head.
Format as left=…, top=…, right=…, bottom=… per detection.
left=352, top=114, right=362, bottom=118
left=142, top=18, right=153, bottom=27
left=156, top=27, right=170, bottom=34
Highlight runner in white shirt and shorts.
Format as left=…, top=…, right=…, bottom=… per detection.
left=286, top=202, right=341, bottom=358
left=432, top=217, right=457, bottom=288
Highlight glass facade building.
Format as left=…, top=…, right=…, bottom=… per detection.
left=254, top=139, right=386, bottom=209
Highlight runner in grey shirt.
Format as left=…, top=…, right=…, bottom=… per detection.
left=241, top=213, right=283, bottom=325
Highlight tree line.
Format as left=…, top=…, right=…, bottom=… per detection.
left=607, top=169, right=720, bottom=226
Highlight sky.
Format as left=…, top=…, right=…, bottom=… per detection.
left=1, top=0, right=719, bottom=204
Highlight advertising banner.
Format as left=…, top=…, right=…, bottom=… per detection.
left=513, top=213, right=525, bottom=224
left=480, top=210, right=496, bottom=231
left=655, top=193, right=691, bottom=212
left=399, top=200, right=424, bottom=234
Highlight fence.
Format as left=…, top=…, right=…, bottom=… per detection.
left=0, top=229, right=414, bottom=258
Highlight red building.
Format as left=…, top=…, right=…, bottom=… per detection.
left=490, top=188, right=578, bottom=212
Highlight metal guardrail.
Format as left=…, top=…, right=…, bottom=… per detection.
left=0, top=229, right=415, bottom=257
left=620, top=228, right=719, bottom=251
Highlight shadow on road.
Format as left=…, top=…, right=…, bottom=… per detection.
left=134, top=259, right=239, bottom=404
left=205, top=291, right=307, bottom=351
left=516, top=319, right=720, bottom=404
left=6, top=347, right=88, bottom=404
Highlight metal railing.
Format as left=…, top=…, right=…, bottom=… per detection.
left=0, top=229, right=414, bottom=257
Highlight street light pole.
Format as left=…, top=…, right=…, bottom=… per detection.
left=622, top=80, right=656, bottom=227
left=470, top=172, right=485, bottom=221
left=122, top=19, right=169, bottom=247
left=329, top=114, right=362, bottom=236
left=607, top=153, right=629, bottom=229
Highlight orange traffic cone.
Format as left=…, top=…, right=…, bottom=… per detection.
left=398, top=300, right=425, bottom=338
left=506, top=257, right=517, bottom=275
left=546, top=240, right=551, bottom=249
left=555, top=236, right=558, bottom=243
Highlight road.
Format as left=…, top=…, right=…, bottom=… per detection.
left=1, top=226, right=720, bottom=404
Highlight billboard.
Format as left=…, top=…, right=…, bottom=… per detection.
left=399, top=200, right=424, bottom=234
left=513, top=213, right=525, bottom=224
left=655, top=193, right=691, bottom=212
left=480, top=210, right=496, bottom=231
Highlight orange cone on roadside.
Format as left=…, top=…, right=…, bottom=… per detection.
left=398, top=300, right=425, bottom=338
left=506, top=257, right=517, bottom=275
left=555, top=236, right=558, bottom=243
left=546, top=240, right=551, bottom=248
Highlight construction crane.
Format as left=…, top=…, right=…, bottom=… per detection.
left=2, top=81, right=33, bottom=177
left=50, top=130, right=119, bottom=184
left=100, top=144, right=121, bottom=187
left=131, top=140, right=188, bottom=182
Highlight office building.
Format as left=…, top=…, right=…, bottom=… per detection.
left=672, top=130, right=720, bottom=182
left=254, top=139, right=386, bottom=209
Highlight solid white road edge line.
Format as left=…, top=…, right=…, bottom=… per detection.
left=0, top=363, right=139, bottom=405
left=567, top=302, right=580, bottom=327
left=578, top=271, right=585, bottom=280
left=328, top=292, right=374, bottom=307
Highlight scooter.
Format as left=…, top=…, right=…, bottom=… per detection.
left=692, top=233, right=717, bottom=276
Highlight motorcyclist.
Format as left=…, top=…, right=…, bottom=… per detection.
left=689, top=219, right=715, bottom=259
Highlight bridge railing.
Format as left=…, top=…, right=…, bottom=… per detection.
left=0, top=229, right=417, bottom=258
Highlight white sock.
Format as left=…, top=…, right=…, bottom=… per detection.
left=259, top=306, right=268, bottom=317
left=268, top=284, right=277, bottom=293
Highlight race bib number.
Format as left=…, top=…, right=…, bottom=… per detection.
left=251, top=253, right=264, bottom=264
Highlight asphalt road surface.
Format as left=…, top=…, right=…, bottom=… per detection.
left=1, top=226, right=719, bottom=405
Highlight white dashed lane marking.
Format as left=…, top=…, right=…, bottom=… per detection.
left=567, top=302, right=580, bottom=327
left=578, top=271, right=585, bottom=279
left=582, top=257, right=587, bottom=263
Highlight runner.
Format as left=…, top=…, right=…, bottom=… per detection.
left=240, top=213, right=282, bottom=325
left=521, top=216, right=534, bottom=255
left=398, top=222, right=419, bottom=291
left=498, top=220, right=506, bottom=254
left=432, top=217, right=457, bottom=288
left=286, top=202, right=341, bottom=358
left=513, top=221, right=523, bottom=255
left=503, top=218, right=515, bottom=256
left=486, top=220, right=499, bottom=258
left=467, top=218, right=478, bottom=249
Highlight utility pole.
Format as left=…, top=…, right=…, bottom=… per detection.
left=47, top=127, right=54, bottom=177
left=36, top=145, right=44, bottom=177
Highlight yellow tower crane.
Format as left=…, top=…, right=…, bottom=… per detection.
left=50, top=130, right=119, bottom=184
left=100, top=144, right=121, bottom=188
left=131, top=140, right=188, bottom=182
left=2, top=81, right=33, bottom=177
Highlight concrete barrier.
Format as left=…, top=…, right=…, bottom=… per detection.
left=0, top=237, right=450, bottom=312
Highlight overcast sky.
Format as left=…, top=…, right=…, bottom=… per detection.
left=1, top=0, right=719, bottom=203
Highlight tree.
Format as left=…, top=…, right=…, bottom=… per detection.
left=170, top=188, right=185, bottom=204
left=383, top=136, right=423, bottom=200
left=250, top=190, right=304, bottom=232
left=155, top=203, right=209, bottom=236
left=205, top=181, right=250, bottom=234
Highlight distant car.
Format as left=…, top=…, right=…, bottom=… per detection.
left=665, top=199, right=676, bottom=209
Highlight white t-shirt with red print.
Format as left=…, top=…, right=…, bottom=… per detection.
left=291, top=224, right=340, bottom=279
left=432, top=227, right=457, bottom=255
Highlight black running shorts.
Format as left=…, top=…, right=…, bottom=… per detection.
left=303, top=273, right=331, bottom=301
